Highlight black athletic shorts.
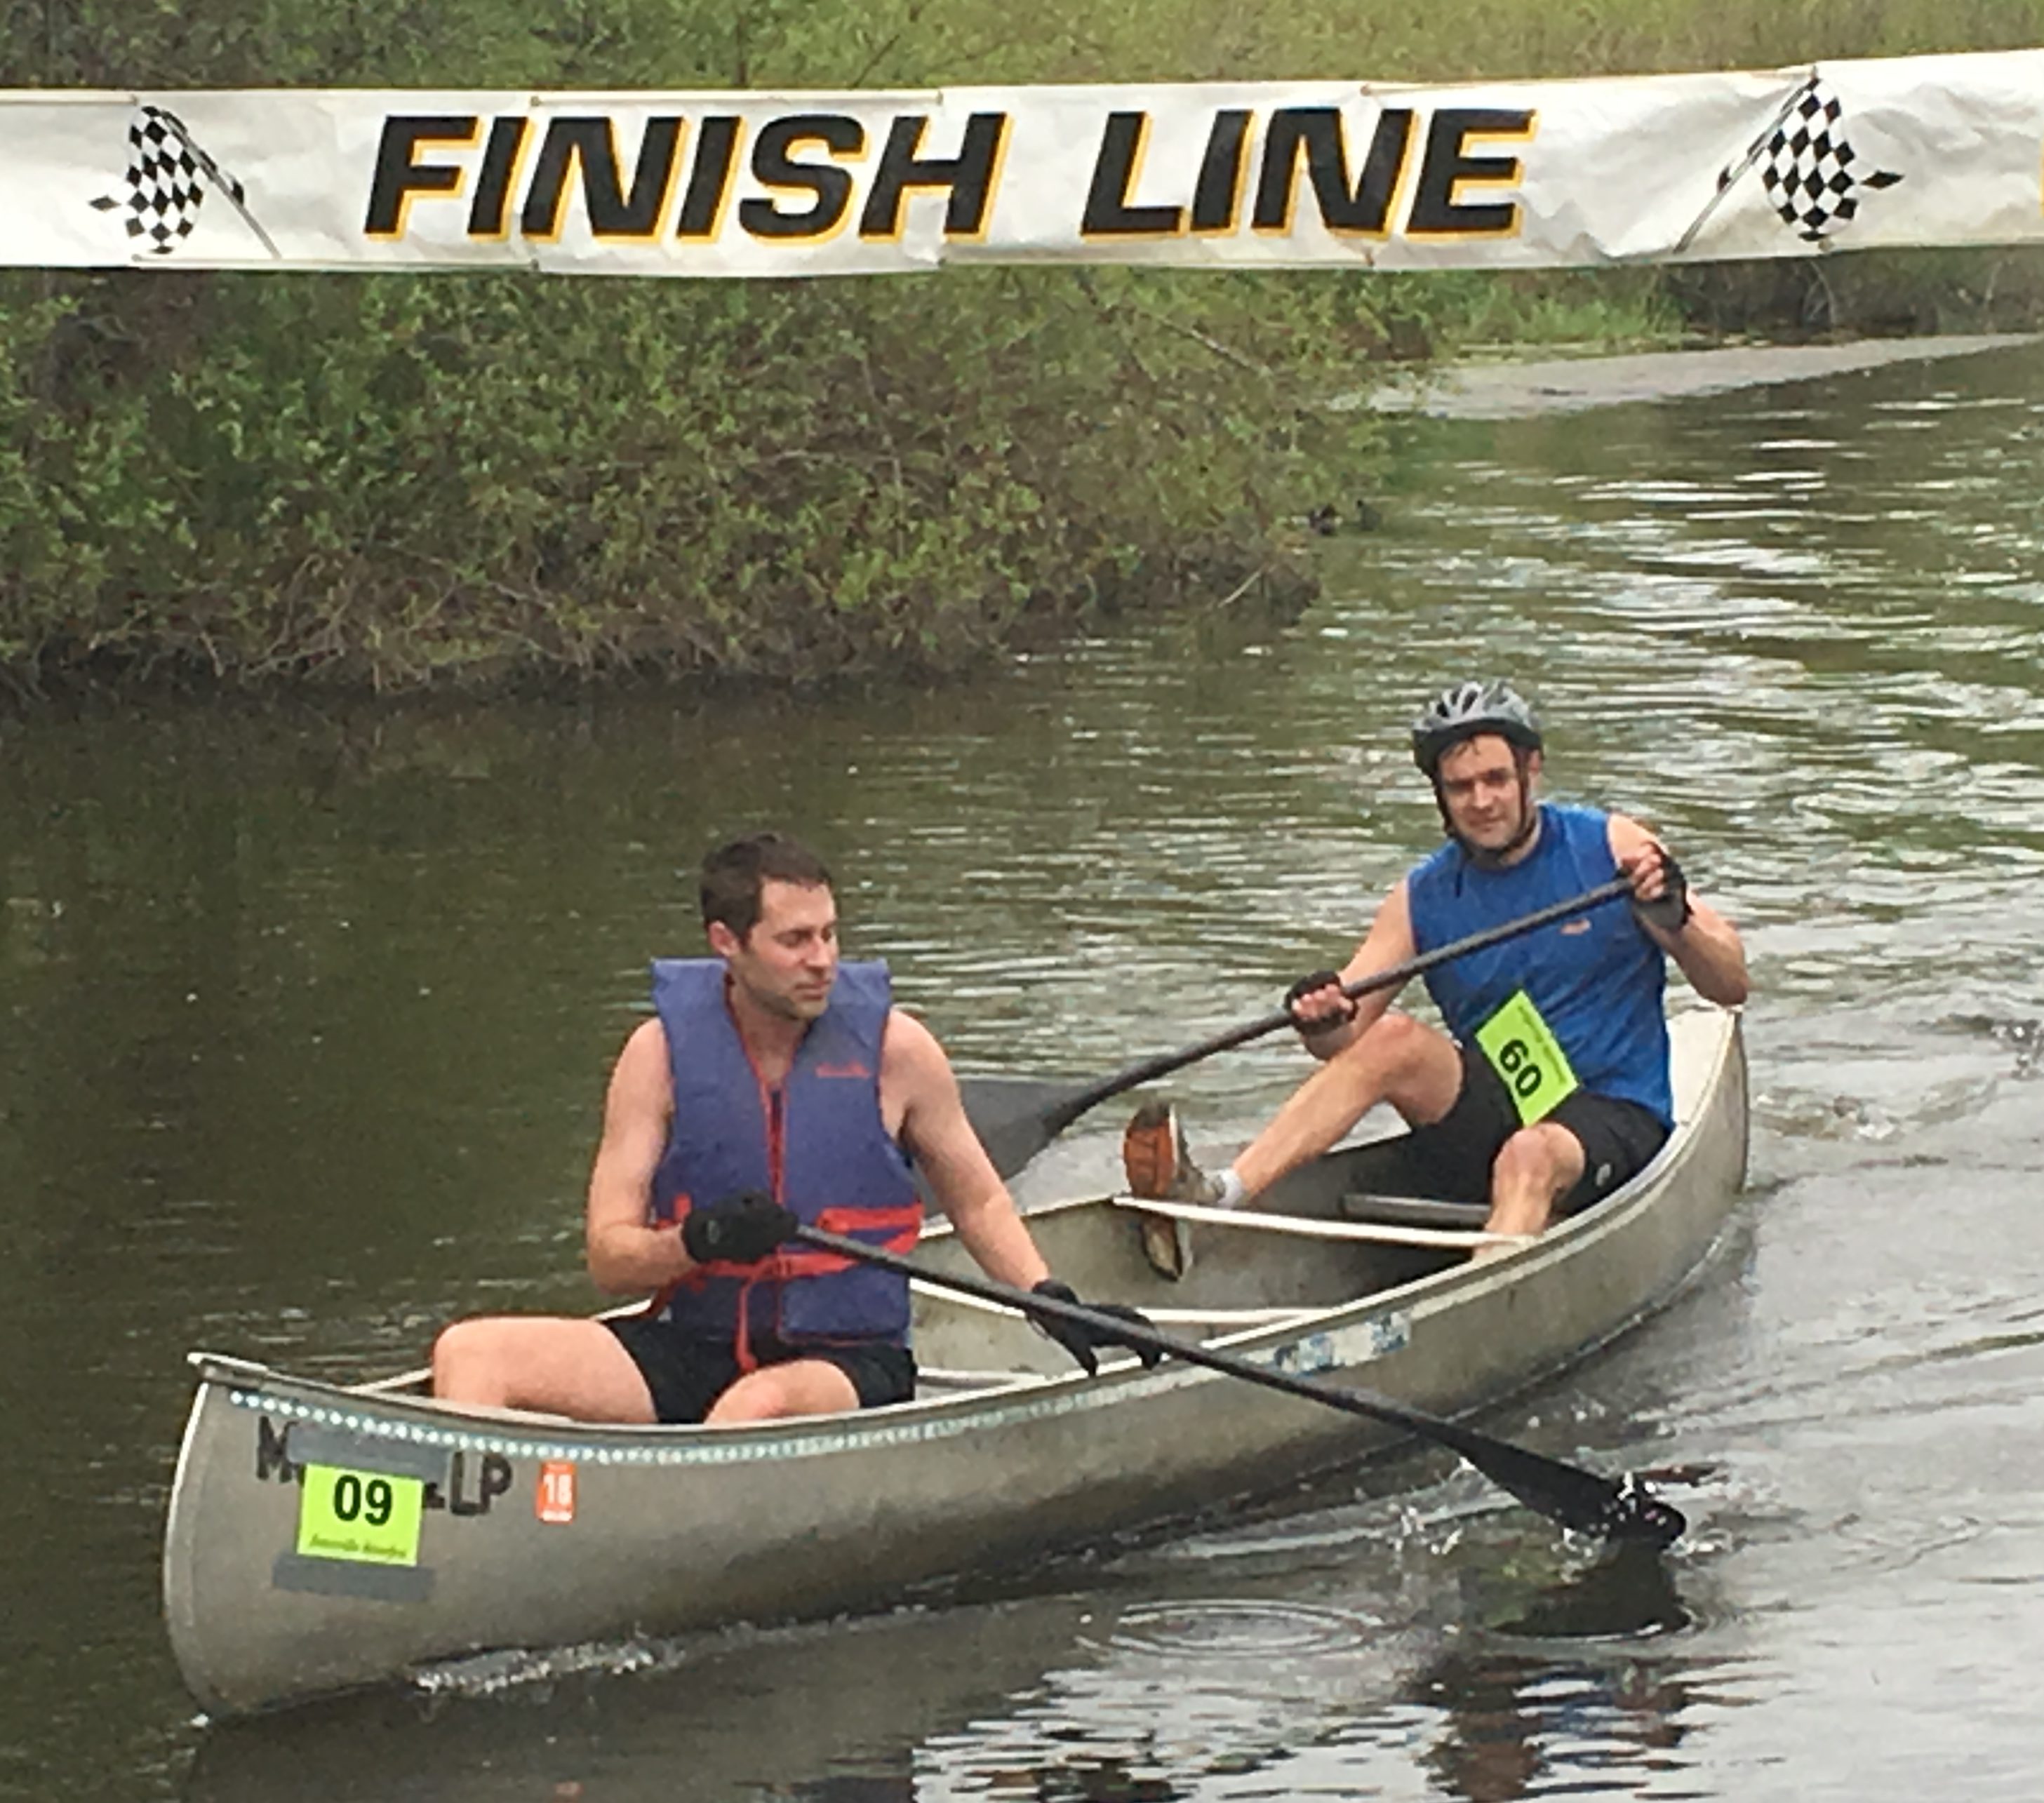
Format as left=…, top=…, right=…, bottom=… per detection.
left=605, top=1318, right=916, bottom=1425
left=1401, top=1041, right=1671, bottom=1218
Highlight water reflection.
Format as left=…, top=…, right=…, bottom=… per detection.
left=184, top=1586, right=1406, bottom=1803
left=180, top=1551, right=1703, bottom=1802
left=182, top=1600, right=1088, bottom=1803
left=1483, top=1542, right=1693, bottom=1640
left=1410, top=1643, right=1690, bottom=1803
left=1409, top=1547, right=1696, bottom=1802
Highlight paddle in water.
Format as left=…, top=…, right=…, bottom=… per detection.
left=794, top=1223, right=1687, bottom=1546
left=962, top=876, right=1635, bottom=1178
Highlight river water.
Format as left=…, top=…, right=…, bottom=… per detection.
left=3, top=339, right=2041, bottom=1801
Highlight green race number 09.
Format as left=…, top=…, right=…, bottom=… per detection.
left=328, top=1470, right=396, bottom=1527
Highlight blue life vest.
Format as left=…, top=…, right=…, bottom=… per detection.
left=1405, top=803, right=1672, bottom=1127
left=647, top=959, right=922, bottom=1356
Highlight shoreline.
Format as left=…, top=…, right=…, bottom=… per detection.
left=1370, top=331, right=2040, bottom=420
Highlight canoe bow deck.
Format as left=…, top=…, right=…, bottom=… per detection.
left=163, top=1007, right=1747, bottom=1716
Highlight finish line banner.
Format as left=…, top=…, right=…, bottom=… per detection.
left=7, top=49, right=2043, bottom=276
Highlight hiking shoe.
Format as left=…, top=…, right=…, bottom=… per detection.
left=1122, top=1100, right=1222, bottom=1204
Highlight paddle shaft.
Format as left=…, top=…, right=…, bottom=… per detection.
left=1041, top=875, right=1636, bottom=1134
left=793, top=1223, right=1683, bottom=1543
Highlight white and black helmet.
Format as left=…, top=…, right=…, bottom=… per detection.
left=1410, top=680, right=1543, bottom=777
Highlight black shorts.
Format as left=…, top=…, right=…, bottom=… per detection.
left=1401, top=1041, right=1671, bottom=1218
left=605, top=1318, right=916, bottom=1426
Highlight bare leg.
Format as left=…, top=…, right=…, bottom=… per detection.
left=705, top=1360, right=860, bottom=1423
left=432, top=1317, right=657, bottom=1422
left=1232, top=1012, right=1465, bottom=1200
left=1483, top=1121, right=1586, bottom=1237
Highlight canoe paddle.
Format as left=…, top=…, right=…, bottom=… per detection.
left=795, top=1222, right=1685, bottom=1546
left=963, top=875, right=1635, bottom=1178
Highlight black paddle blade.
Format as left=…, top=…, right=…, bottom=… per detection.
left=957, top=1073, right=1096, bottom=1180
left=1405, top=1405, right=1685, bottom=1545
left=1455, top=1433, right=1685, bottom=1546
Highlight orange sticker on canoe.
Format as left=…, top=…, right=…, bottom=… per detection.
left=537, top=1461, right=577, bottom=1524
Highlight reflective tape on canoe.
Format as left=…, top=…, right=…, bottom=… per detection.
left=221, top=1313, right=1414, bottom=1468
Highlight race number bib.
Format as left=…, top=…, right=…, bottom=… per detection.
left=1474, top=989, right=1580, bottom=1125
left=295, top=1463, right=425, bottom=1567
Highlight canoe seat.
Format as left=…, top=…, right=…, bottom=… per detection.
left=1337, top=1193, right=1490, bottom=1231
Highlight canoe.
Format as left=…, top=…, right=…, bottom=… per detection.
left=163, top=1006, right=1746, bottom=1717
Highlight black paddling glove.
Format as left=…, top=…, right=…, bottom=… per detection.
left=1632, top=851, right=1692, bottom=933
left=1031, top=1280, right=1165, bottom=1376
left=1285, top=967, right=1356, bottom=1033
left=682, top=1190, right=800, bottom=1265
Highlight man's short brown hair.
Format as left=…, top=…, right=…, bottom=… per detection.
left=699, top=833, right=834, bottom=940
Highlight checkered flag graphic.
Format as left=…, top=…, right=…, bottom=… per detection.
left=91, top=104, right=277, bottom=257
left=1742, top=76, right=1902, bottom=243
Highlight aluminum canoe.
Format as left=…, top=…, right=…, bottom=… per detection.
left=162, top=1006, right=1746, bottom=1716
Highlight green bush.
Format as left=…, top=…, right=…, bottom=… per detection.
left=0, top=262, right=1395, bottom=688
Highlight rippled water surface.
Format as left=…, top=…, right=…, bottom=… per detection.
left=3, top=341, right=2042, bottom=1800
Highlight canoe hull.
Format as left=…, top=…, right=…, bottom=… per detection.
left=164, top=1009, right=1746, bottom=1715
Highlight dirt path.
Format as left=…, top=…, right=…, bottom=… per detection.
left=1370, top=331, right=2039, bottom=420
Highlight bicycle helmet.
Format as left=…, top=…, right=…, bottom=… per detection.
left=1410, top=680, right=1542, bottom=777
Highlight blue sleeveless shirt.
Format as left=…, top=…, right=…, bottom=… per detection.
left=1405, top=804, right=1672, bottom=1127
left=647, top=959, right=923, bottom=1353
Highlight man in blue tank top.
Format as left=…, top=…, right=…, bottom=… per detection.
left=434, top=832, right=1153, bottom=1423
left=1123, top=681, right=1749, bottom=1265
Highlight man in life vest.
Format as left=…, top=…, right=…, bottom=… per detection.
left=1121, top=680, right=1749, bottom=1268
left=434, top=831, right=1154, bottom=1423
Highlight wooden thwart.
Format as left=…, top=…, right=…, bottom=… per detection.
left=1112, top=1194, right=1530, bottom=1251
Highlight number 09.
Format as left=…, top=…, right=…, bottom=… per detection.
left=331, top=1472, right=395, bottom=1526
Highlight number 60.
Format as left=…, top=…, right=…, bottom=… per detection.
left=1497, top=1038, right=1544, bottom=1099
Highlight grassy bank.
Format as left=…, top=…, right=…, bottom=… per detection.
left=0, top=268, right=1371, bottom=689
left=4, top=1, right=2041, bottom=694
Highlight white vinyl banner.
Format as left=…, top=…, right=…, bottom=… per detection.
left=6, top=51, right=2042, bottom=276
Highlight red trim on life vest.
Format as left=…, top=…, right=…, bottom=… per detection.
left=645, top=1191, right=700, bottom=1318
left=732, top=1273, right=763, bottom=1374
left=770, top=1231, right=919, bottom=1280
left=650, top=1186, right=921, bottom=1303
left=724, top=979, right=790, bottom=1202
left=815, top=1203, right=922, bottom=1235
left=771, top=1247, right=850, bottom=1279
left=766, top=1087, right=787, bottom=1203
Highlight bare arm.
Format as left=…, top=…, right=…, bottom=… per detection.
left=885, top=1010, right=1050, bottom=1292
left=583, top=1019, right=695, bottom=1296
left=1608, top=815, right=1751, bottom=1008
left=1290, top=880, right=1420, bottom=1060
